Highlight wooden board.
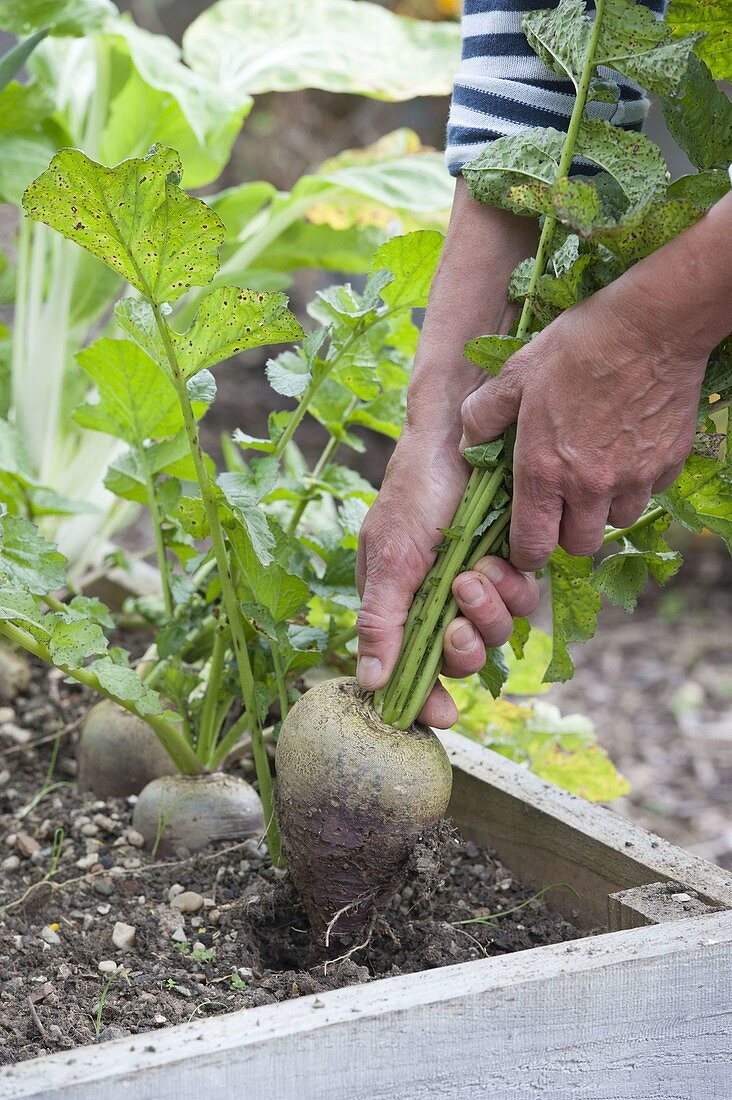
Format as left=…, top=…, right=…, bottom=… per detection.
left=3, top=735, right=732, bottom=1100
left=442, top=732, right=732, bottom=928
left=2, top=912, right=731, bottom=1100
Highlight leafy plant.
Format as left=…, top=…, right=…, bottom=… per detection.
left=0, top=141, right=443, bottom=863
left=0, top=0, right=456, bottom=573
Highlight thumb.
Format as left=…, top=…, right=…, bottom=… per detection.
left=460, top=375, right=522, bottom=452
left=356, top=563, right=415, bottom=693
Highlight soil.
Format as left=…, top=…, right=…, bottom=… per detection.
left=0, top=657, right=581, bottom=1066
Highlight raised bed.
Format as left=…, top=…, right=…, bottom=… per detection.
left=3, top=732, right=731, bottom=1100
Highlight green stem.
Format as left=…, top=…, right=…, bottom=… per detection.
left=197, top=619, right=228, bottom=765
left=516, top=0, right=605, bottom=340
left=138, top=444, right=174, bottom=618
left=603, top=506, right=665, bottom=546
left=286, top=402, right=355, bottom=534
left=150, top=303, right=282, bottom=865
left=0, top=620, right=201, bottom=775
left=272, top=644, right=289, bottom=720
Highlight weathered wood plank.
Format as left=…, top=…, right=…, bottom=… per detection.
left=608, top=882, right=726, bottom=931
left=3, top=912, right=731, bottom=1100
left=441, top=732, right=732, bottom=928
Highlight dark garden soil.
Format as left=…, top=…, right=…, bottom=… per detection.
left=0, top=656, right=581, bottom=1066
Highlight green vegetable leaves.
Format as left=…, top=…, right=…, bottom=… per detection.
left=23, top=145, right=225, bottom=304
left=0, top=515, right=66, bottom=593
left=667, top=0, right=732, bottom=80
left=0, top=0, right=114, bottom=37
left=524, top=0, right=700, bottom=95
left=116, top=287, right=303, bottom=380
left=545, top=550, right=601, bottom=683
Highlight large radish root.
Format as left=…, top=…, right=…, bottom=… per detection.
left=0, top=645, right=31, bottom=703
left=133, top=772, right=264, bottom=856
left=276, top=677, right=453, bottom=943
left=77, top=700, right=177, bottom=798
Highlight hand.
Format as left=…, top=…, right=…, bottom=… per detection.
left=460, top=287, right=708, bottom=572
left=356, top=428, right=539, bottom=728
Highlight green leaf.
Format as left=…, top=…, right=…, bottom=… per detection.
left=531, top=739, right=630, bottom=801
left=656, top=453, right=732, bottom=552
left=591, top=198, right=702, bottom=263
left=668, top=170, right=731, bottom=208
left=371, top=230, right=443, bottom=309
left=464, top=335, right=526, bottom=376
left=101, top=19, right=252, bottom=190
left=575, top=118, right=667, bottom=207
left=660, top=55, right=732, bottom=171
left=229, top=527, right=310, bottom=625
left=668, top=0, right=732, bottom=80
left=463, top=441, right=505, bottom=469
left=463, top=128, right=565, bottom=215
left=116, top=287, right=302, bottom=380
left=478, top=647, right=510, bottom=699
left=74, top=339, right=183, bottom=444
left=88, top=657, right=164, bottom=716
left=0, top=588, right=47, bottom=634
left=525, top=0, right=699, bottom=95
left=593, top=545, right=681, bottom=611
left=23, top=145, right=225, bottom=305
left=217, top=471, right=276, bottom=565
left=0, top=30, right=49, bottom=94
left=183, top=0, right=461, bottom=101
left=0, top=0, right=114, bottom=36
left=0, top=516, right=66, bottom=594
left=48, top=618, right=107, bottom=666
left=545, top=548, right=601, bottom=683
left=68, top=595, right=115, bottom=630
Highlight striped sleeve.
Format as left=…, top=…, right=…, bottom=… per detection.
left=446, top=0, right=668, bottom=176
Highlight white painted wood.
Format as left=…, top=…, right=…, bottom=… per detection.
left=2, top=911, right=731, bottom=1100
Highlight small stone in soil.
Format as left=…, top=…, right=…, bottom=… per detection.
left=2, top=855, right=20, bottom=871
left=112, top=922, right=136, bottom=950
left=125, top=829, right=145, bottom=848
left=92, top=878, right=114, bottom=897
left=171, top=928, right=188, bottom=943
left=170, top=891, right=204, bottom=913
left=15, top=832, right=41, bottom=858
left=167, top=883, right=185, bottom=902
left=98, top=960, right=119, bottom=974
left=40, top=926, right=61, bottom=946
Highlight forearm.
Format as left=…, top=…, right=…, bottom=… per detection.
left=605, top=189, right=732, bottom=360
left=405, top=177, right=539, bottom=440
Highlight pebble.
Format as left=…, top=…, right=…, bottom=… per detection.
left=171, top=927, right=188, bottom=944
left=112, top=922, right=136, bottom=950
left=93, top=814, right=117, bottom=833
left=208, top=909, right=221, bottom=924
left=2, top=855, right=20, bottom=871
left=57, top=963, right=71, bottom=980
left=0, top=722, right=30, bottom=744
left=4, top=833, right=16, bottom=847
left=124, top=828, right=145, bottom=849
left=175, top=985, right=192, bottom=998
left=81, top=823, right=99, bottom=837
left=192, top=941, right=207, bottom=953
left=167, top=883, right=185, bottom=902
left=236, top=967, right=254, bottom=981
left=97, top=903, right=111, bottom=916
left=153, top=1014, right=167, bottom=1025
left=0, top=770, right=10, bottom=786
left=98, top=959, right=118, bottom=975
left=122, top=857, right=141, bottom=870
left=16, top=832, right=41, bottom=858
left=76, top=853, right=98, bottom=870
left=0, top=707, right=15, bottom=723
left=92, top=878, right=114, bottom=897
left=170, top=891, right=204, bottom=914
left=58, top=757, right=77, bottom=777
left=40, top=926, right=61, bottom=946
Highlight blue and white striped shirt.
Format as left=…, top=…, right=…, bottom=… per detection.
left=446, top=0, right=668, bottom=175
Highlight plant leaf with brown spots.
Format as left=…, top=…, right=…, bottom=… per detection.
left=115, top=288, right=303, bottom=380
left=22, top=144, right=224, bottom=304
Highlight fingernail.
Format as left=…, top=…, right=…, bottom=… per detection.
left=456, top=576, right=483, bottom=606
left=451, top=623, right=477, bottom=653
left=357, top=655, right=382, bottom=690
left=478, top=558, right=504, bottom=584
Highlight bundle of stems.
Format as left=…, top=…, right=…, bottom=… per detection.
left=375, top=0, right=607, bottom=729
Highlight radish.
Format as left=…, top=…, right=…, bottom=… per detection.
left=276, top=677, right=452, bottom=941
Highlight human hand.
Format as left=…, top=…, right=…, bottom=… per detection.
left=356, top=427, right=539, bottom=728
left=460, top=286, right=708, bottom=571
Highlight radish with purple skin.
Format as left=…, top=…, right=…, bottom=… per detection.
left=276, top=678, right=452, bottom=940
